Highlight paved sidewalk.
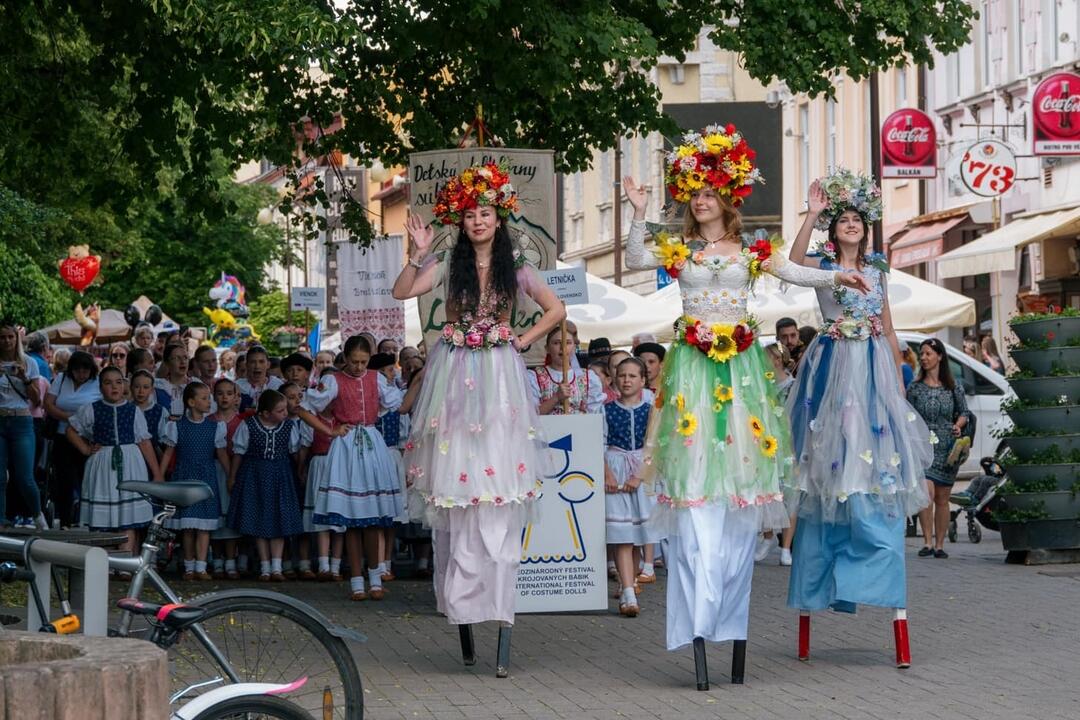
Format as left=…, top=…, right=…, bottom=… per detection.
left=184, top=532, right=1080, bottom=720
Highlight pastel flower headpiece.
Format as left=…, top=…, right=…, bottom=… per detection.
left=664, top=123, right=762, bottom=205
left=813, top=168, right=883, bottom=232
left=433, top=161, right=519, bottom=226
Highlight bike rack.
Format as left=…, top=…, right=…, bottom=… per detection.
left=0, top=535, right=109, bottom=636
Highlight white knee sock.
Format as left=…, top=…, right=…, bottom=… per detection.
left=259, top=560, right=271, bottom=575
left=330, top=558, right=342, bottom=575
left=270, top=558, right=283, bottom=574
left=368, top=566, right=384, bottom=589
left=318, top=556, right=330, bottom=573
left=349, top=576, right=365, bottom=593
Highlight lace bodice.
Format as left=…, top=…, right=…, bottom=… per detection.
left=626, top=220, right=838, bottom=323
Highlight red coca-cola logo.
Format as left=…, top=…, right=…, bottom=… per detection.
left=1032, top=72, right=1080, bottom=140
left=881, top=109, right=936, bottom=166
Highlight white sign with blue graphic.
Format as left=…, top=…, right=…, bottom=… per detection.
left=516, top=414, right=607, bottom=613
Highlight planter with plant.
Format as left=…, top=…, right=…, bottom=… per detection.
left=998, top=306, right=1080, bottom=555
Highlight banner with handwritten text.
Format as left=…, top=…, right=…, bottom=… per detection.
left=336, top=233, right=405, bottom=344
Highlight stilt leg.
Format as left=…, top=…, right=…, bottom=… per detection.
left=459, top=624, right=476, bottom=666
left=798, top=612, right=811, bottom=661
left=893, top=609, right=911, bottom=669
left=730, top=640, right=746, bottom=684
left=495, top=624, right=512, bottom=678
left=693, top=637, right=709, bottom=691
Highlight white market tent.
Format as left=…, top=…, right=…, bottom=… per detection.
left=643, top=268, right=975, bottom=343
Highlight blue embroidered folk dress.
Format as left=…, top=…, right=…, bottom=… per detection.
left=226, top=416, right=303, bottom=538
left=69, top=400, right=154, bottom=530
left=785, top=255, right=933, bottom=612
left=375, top=409, right=409, bottom=523
left=164, top=415, right=227, bottom=531
left=604, top=399, right=663, bottom=545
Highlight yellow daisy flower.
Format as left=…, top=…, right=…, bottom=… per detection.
left=714, top=384, right=734, bottom=403
left=676, top=412, right=698, bottom=436
left=760, top=435, right=778, bottom=457
left=706, top=326, right=737, bottom=363
left=764, top=371, right=775, bottom=380
left=673, top=392, right=686, bottom=412
left=748, top=415, right=764, bottom=437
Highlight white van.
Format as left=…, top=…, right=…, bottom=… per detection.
left=896, top=332, right=1011, bottom=478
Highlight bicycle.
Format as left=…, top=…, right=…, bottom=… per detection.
left=1, top=561, right=315, bottom=719
left=107, top=480, right=365, bottom=720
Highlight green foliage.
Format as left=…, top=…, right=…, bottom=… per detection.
left=993, top=506, right=1051, bottom=523
left=247, top=292, right=317, bottom=356
left=1011, top=307, right=1080, bottom=324
left=0, top=1, right=977, bottom=250
left=999, top=476, right=1059, bottom=495
left=0, top=246, right=70, bottom=330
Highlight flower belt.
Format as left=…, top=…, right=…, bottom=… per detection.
left=441, top=320, right=513, bottom=350
left=820, top=315, right=883, bottom=340
left=674, top=315, right=757, bottom=363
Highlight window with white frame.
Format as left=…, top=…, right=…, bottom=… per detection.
left=896, top=67, right=908, bottom=106
left=599, top=150, right=612, bottom=201
left=825, top=99, right=837, bottom=170
left=799, top=103, right=811, bottom=198
left=572, top=172, right=583, bottom=214
left=1013, top=0, right=1025, bottom=77
left=600, top=207, right=612, bottom=242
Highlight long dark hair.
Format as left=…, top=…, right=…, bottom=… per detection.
left=447, top=222, right=518, bottom=313
left=828, top=209, right=869, bottom=268
left=916, top=338, right=956, bottom=390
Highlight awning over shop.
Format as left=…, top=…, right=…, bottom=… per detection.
left=888, top=216, right=967, bottom=269
left=936, top=205, right=1080, bottom=278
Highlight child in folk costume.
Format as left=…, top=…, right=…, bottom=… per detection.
left=529, top=327, right=605, bottom=415
left=228, top=389, right=331, bottom=581
left=298, top=370, right=345, bottom=581
left=130, top=369, right=167, bottom=456
left=157, top=381, right=228, bottom=580
left=154, top=344, right=191, bottom=417
left=370, top=352, right=407, bottom=582
left=391, top=161, right=564, bottom=675
left=623, top=124, right=870, bottom=687
left=66, top=367, right=160, bottom=554
left=296, top=336, right=404, bottom=600
left=603, top=357, right=663, bottom=617
left=279, top=381, right=311, bottom=579
left=210, top=378, right=244, bottom=579
left=784, top=171, right=933, bottom=667
left=236, top=345, right=283, bottom=412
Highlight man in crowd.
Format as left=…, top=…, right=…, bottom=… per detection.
left=775, top=317, right=802, bottom=374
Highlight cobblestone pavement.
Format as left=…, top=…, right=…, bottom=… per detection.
left=168, top=529, right=1079, bottom=720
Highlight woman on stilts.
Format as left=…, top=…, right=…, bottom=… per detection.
left=784, top=170, right=933, bottom=668
left=392, top=161, right=564, bottom=677
left=624, top=124, right=869, bottom=689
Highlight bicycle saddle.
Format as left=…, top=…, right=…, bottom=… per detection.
left=116, top=597, right=207, bottom=630
left=118, top=481, right=212, bottom=507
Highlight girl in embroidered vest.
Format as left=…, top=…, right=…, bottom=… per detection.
left=66, top=367, right=159, bottom=555
left=529, top=327, right=606, bottom=415
left=236, top=345, right=283, bottom=412
left=131, top=370, right=167, bottom=458
left=158, top=381, right=228, bottom=581
left=784, top=172, right=933, bottom=668
left=210, top=378, right=244, bottom=579
left=298, top=368, right=346, bottom=582
left=622, top=124, right=869, bottom=678
left=391, top=160, right=564, bottom=639
left=603, top=357, right=663, bottom=617
left=296, top=336, right=403, bottom=600
left=228, top=389, right=321, bottom=581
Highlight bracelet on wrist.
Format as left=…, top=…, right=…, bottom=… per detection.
left=408, top=256, right=427, bottom=269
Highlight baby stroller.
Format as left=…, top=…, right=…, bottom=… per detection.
left=947, top=457, right=1006, bottom=544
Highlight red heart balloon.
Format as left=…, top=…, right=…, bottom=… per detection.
left=59, top=256, right=101, bottom=294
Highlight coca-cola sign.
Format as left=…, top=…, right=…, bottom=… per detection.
left=1032, top=71, right=1080, bottom=155
left=881, top=108, right=937, bottom=178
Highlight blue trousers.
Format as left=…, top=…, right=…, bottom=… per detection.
left=0, top=416, right=42, bottom=522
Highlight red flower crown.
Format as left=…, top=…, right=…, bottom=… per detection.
left=433, top=161, right=519, bottom=226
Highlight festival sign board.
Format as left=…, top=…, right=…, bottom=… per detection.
left=540, top=267, right=589, bottom=306
left=1032, top=71, right=1080, bottom=155
left=408, top=148, right=556, bottom=365
left=516, top=414, right=607, bottom=613
left=881, top=108, right=937, bottom=178
left=960, top=139, right=1017, bottom=198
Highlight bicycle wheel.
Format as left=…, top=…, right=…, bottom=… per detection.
left=188, top=694, right=315, bottom=720
left=171, top=592, right=363, bottom=720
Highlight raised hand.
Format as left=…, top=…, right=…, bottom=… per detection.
left=623, top=176, right=648, bottom=213
left=807, top=179, right=827, bottom=215
left=405, top=213, right=434, bottom=259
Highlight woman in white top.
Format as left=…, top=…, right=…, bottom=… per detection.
left=0, top=322, right=47, bottom=528
left=44, top=349, right=102, bottom=527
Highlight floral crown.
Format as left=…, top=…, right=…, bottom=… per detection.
left=813, top=168, right=883, bottom=232
left=433, top=161, right=519, bottom=226
left=664, top=123, right=762, bottom=205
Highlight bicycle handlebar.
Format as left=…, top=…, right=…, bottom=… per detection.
left=0, top=561, right=35, bottom=584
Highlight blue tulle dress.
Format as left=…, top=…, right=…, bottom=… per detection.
left=785, top=255, right=933, bottom=612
